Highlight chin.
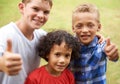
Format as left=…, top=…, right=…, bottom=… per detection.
left=81, top=41, right=91, bottom=45
left=33, top=23, right=44, bottom=29
left=57, top=68, right=65, bottom=72
left=33, top=25, right=41, bottom=29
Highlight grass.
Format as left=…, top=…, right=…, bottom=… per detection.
left=0, top=0, right=120, bottom=83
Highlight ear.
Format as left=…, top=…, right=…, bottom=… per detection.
left=72, top=25, right=76, bottom=33
left=46, top=55, right=49, bottom=59
left=18, top=2, right=25, bottom=14
left=97, top=23, right=101, bottom=32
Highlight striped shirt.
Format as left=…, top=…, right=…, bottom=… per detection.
left=71, top=36, right=107, bottom=84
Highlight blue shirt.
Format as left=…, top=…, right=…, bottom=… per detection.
left=71, top=36, right=107, bottom=84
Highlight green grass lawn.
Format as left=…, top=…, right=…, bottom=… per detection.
left=0, top=0, right=120, bottom=83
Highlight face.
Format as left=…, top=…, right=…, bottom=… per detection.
left=19, top=0, right=51, bottom=29
left=46, top=42, right=72, bottom=76
left=72, top=12, right=101, bottom=45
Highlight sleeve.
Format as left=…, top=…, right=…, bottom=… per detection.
left=88, top=42, right=106, bottom=67
left=0, top=27, right=13, bottom=56
left=0, top=33, right=6, bottom=56
left=69, top=71, right=75, bottom=84
left=24, top=68, right=41, bottom=84
left=24, top=77, right=35, bottom=84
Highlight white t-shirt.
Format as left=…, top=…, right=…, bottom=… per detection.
left=0, top=22, right=47, bottom=84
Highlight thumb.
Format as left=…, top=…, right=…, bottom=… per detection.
left=106, top=38, right=111, bottom=46
left=6, top=39, right=12, bottom=52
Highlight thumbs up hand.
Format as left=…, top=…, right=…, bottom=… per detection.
left=104, top=38, right=119, bottom=61
left=0, top=39, right=22, bottom=75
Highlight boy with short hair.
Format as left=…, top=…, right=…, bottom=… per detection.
left=0, top=0, right=52, bottom=84
left=71, top=3, right=119, bottom=84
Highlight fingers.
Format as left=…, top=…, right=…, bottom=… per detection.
left=104, top=38, right=111, bottom=52
left=6, top=53, right=22, bottom=61
left=106, top=44, right=119, bottom=60
left=105, top=38, right=111, bottom=46
left=97, top=34, right=105, bottom=44
left=109, top=52, right=119, bottom=61
left=1, top=39, right=23, bottom=75
left=105, top=38, right=119, bottom=61
left=3, top=54, right=22, bottom=76
left=5, top=55, right=22, bottom=68
left=6, top=65, right=22, bottom=75
left=105, top=44, right=117, bottom=56
left=6, top=39, right=12, bottom=52
left=105, top=44, right=117, bottom=55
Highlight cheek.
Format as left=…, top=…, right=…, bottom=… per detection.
left=48, top=56, right=57, bottom=62
left=68, top=60, right=71, bottom=64
left=75, top=30, right=81, bottom=36
left=24, top=10, right=33, bottom=18
left=66, top=58, right=71, bottom=64
left=90, top=31, right=97, bottom=39
left=45, top=15, right=49, bottom=21
left=91, top=29, right=97, bottom=35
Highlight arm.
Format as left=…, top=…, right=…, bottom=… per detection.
left=0, top=39, right=22, bottom=75
left=104, top=38, right=119, bottom=61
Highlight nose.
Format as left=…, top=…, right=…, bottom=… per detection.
left=37, top=11, right=44, bottom=19
left=82, top=26, right=89, bottom=32
left=59, top=56, right=65, bottom=64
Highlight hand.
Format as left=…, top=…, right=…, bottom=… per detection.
left=104, top=38, right=119, bottom=61
left=0, top=39, right=22, bottom=75
left=96, top=34, right=105, bottom=44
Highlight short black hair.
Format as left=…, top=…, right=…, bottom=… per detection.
left=36, top=30, right=80, bottom=61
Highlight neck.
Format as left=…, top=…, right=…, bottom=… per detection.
left=45, top=64, right=61, bottom=77
left=16, top=20, right=34, bottom=40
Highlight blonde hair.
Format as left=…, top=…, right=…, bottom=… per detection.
left=22, top=0, right=53, bottom=7
left=72, top=3, right=100, bottom=23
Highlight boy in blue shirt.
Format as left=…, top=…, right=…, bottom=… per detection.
left=71, top=3, right=119, bottom=84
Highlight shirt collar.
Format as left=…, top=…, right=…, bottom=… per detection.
left=80, top=36, right=99, bottom=48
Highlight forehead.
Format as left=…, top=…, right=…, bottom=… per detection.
left=27, top=0, right=51, bottom=9
left=73, top=12, right=98, bottom=23
left=51, top=42, right=72, bottom=53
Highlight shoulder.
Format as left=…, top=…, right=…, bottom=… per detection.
left=28, top=66, right=45, bottom=77
left=0, top=22, right=18, bottom=48
left=34, top=29, right=47, bottom=39
left=0, top=22, right=15, bottom=30
left=25, top=66, right=53, bottom=84
left=63, top=69, right=74, bottom=78
left=34, top=29, right=47, bottom=36
left=61, top=69, right=75, bottom=84
left=0, top=22, right=19, bottom=39
left=25, top=66, right=45, bottom=82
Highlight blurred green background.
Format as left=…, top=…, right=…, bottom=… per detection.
left=0, top=0, right=120, bottom=83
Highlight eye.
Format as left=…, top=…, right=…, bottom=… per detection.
left=44, top=10, right=50, bottom=15
left=65, top=54, right=71, bottom=59
left=75, top=23, right=83, bottom=29
left=55, top=52, right=61, bottom=57
left=32, top=7, right=39, bottom=12
left=87, top=23, right=94, bottom=28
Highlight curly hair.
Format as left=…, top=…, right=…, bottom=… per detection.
left=36, top=30, right=80, bottom=61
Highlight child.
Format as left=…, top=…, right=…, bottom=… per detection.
left=71, top=3, right=119, bottom=84
left=0, top=0, right=52, bottom=84
left=25, top=30, right=80, bottom=84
